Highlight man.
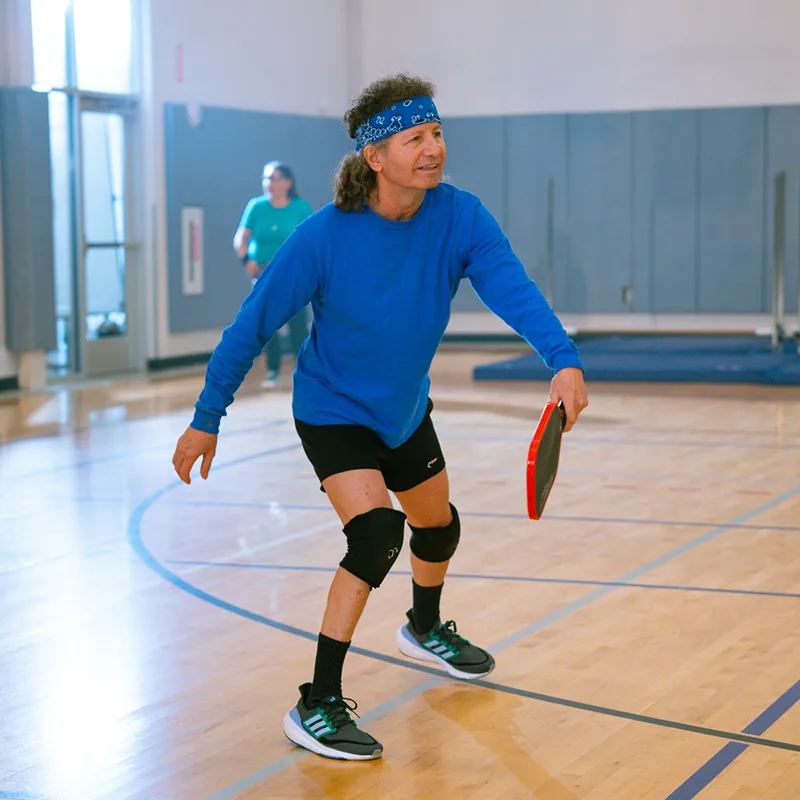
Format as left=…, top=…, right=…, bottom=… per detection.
left=172, top=73, right=588, bottom=761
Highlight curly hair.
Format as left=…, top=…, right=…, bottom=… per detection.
left=333, top=73, right=436, bottom=212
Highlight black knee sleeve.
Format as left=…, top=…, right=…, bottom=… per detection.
left=408, top=503, right=460, bottom=563
left=340, top=507, right=406, bottom=589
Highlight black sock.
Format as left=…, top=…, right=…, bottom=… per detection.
left=412, top=580, right=444, bottom=634
left=309, top=633, right=351, bottom=702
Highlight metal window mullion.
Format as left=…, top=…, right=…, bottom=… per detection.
left=83, top=242, right=139, bottom=250
left=71, top=93, right=86, bottom=373
left=773, top=172, right=786, bottom=350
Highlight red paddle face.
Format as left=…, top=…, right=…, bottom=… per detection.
left=526, top=401, right=566, bottom=520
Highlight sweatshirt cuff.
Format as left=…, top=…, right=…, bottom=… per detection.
left=191, top=408, right=222, bottom=435
left=550, top=353, right=584, bottom=374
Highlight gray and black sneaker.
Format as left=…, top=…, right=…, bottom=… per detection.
left=396, top=610, right=495, bottom=680
left=282, top=682, right=383, bottom=760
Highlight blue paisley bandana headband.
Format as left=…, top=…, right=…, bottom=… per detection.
left=354, top=95, right=441, bottom=152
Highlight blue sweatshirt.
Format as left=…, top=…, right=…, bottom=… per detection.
left=192, top=183, right=583, bottom=447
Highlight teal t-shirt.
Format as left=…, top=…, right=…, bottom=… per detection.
left=240, top=196, right=313, bottom=265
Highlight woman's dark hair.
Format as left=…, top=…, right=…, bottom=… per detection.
left=265, top=161, right=299, bottom=199
left=333, top=73, right=436, bottom=212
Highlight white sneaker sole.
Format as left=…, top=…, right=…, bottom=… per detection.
left=395, top=624, right=495, bottom=680
left=282, top=709, right=382, bottom=761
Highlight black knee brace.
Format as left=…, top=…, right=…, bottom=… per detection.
left=408, top=503, right=460, bottom=563
left=340, top=507, right=406, bottom=589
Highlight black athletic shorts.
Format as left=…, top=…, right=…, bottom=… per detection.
left=294, top=398, right=445, bottom=493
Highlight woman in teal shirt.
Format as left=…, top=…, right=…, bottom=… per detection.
left=233, top=161, right=313, bottom=388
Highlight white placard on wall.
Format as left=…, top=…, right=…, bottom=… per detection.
left=181, top=206, right=204, bottom=295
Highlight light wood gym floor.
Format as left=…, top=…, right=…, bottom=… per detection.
left=1, top=351, right=799, bottom=800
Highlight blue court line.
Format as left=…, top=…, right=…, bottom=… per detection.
left=453, top=431, right=800, bottom=451
left=478, top=512, right=800, bottom=533
left=552, top=468, right=793, bottom=486
left=2, top=420, right=290, bottom=481
left=0, top=387, right=241, bottom=446
left=562, top=435, right=800, bottom=452
left=442, top=417, right=800, bottom=441
left=129, top=522, right=800, bottom=760
left=163, top=560, right=800, bottom=601
left=6, top=419, right=799, bottom=484
left=665, top=678, right=800, bottom=799
left=0, top=792, right=58, bottom=800
left=127, top=447, right=800, bottom=798
left=156, top=499, right=800, bottom=534
left=17, top=424, right=788, bottom=481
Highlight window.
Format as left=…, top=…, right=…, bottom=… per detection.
left=30, top=0, right=137, bottom=375
left=73, top=0, right=134, bottom=93
left=31, top=0, right=134, bottom=93
left=30, top=0, right=69, bottom=89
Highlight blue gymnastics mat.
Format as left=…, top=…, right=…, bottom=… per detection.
left=472, top=335, right=800, bottom=385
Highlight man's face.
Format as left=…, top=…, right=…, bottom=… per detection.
left=372, top=123, right=446, bottom=191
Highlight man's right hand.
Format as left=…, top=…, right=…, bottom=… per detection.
left=172, top=426, right=218, bottom=484
left=244, top=260, right=262, bottom=280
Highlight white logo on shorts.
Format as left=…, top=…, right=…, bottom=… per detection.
left=427, top=457, right=438, bottom=468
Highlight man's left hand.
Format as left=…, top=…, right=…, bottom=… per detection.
left=549, top=367, right=588, bottom=432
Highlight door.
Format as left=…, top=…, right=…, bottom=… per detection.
left=76, top=97, right=139, bottom=376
